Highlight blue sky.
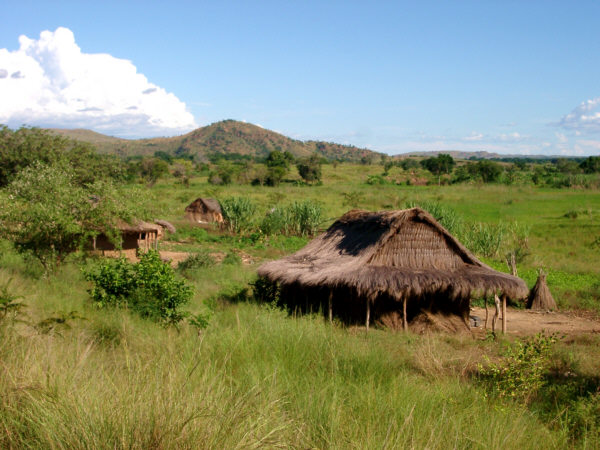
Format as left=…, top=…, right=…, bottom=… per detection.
left=1, top=1, right=599, bottom=156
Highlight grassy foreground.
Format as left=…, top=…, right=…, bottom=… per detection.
left=1, top=251, right=599, bottom=448
left=1, top=165, right=600, bottom=448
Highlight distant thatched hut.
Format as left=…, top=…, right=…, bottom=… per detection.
left=258, top=208, right=528, bottom=332
left=92, top=221, right=161, bottom=259
left=185, top=198, right=223, bottom=224
left=527, top=270, right=557, bottom=311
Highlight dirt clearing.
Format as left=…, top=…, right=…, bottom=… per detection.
left=471, top=307, right=600, bottom=337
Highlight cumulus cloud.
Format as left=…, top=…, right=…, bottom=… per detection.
left=0, top=27, right=197, bottom=137
left=559, top=97, right=600, bottom=134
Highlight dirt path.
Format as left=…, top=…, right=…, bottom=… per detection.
left=470, top=307, right=600, bottom=337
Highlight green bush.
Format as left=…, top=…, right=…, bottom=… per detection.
left=478, top=333, right=558, bottom=403
left=220, top=197, right=256, bottom=234
left=85, top=251, right=193, bottom=326
left=177, top=251, right=216, bottom=273
left=259, top=200, right=323, bottom=237
left=288, top=200, right=323, bottom=236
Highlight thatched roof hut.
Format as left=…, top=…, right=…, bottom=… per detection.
left=93, top=220, right=161, bottom=254
left=258, top=208, right=528, bottom=332
left=527, top=270, right=557, bottom=311
left=185, top=198, right=223, bottom=224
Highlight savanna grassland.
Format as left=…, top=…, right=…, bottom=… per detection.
left=1, top=160, right=600, bottom=448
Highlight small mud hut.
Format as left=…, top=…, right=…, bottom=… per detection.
left=91, top=221, right=161, bottom=259
left=527, top=270, right=557, bottom=311
left=257, top=208, right=528, bottom=332
left=185, top=198, right=223, bottom=224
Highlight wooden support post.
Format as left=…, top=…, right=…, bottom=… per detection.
left=484, top=296, right=489, bottom=329
left=402, top=297, right=408, bottom=332
left=365, top=299, right=370, bottom=332
left=502, top=295, right=507, bottom=334
left=328, top=291, right=333, bottom=324
left=492, top=293, right=500, bottom=334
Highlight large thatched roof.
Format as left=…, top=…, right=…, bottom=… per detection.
left=258, top=208, right=528, bottom=303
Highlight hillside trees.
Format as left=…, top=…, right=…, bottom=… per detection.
left=0, top=125, right=127, bottom=187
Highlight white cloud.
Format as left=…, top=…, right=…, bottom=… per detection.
left=463, top=132, right=484, bottom=141
left=559, top=97, right=600, bottom=134
left=0, top=27, right=197, bottom=138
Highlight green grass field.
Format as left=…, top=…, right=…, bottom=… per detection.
left=1, top=164, right=599, bottom=448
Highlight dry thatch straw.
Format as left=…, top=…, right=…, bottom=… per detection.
left=527, top=270, right=557, bottom=311
left=155, top=219, right=176, bottom=234
left=258, top=208, right=528, bottom=332
left=185, top=198, right=223, bottom=224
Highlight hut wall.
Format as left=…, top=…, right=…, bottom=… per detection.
left=276, top=281, right=470, bottom=331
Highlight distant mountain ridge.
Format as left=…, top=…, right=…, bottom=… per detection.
left=49, top=121, right=563, bottom=161
left=50, top=120, right=382, bottom=162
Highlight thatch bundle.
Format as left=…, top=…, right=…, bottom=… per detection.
left=527, top=270, right=557, bottom=311
left=185, top=198, right=223, bottom=224
left=155, top=219, right=176, bottom=234
left=258, top=208, right=528, bottom=332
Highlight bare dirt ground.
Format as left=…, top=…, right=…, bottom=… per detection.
left=471, top=306, right=600, bottom=337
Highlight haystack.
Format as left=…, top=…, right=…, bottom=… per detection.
left=258, top=208, right=528, bottom=332
left=527, top=270, right=557, bottom=311
left=185, top=198, right=223, bottom=224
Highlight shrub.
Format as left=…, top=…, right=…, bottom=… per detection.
left=463, top=222, right=505, bottom=258
left=478, top=332, right=558, bottom=403
left=85, top=251, right=193, bottom=326
left=177, top=251, right=216, bottom=273
left=289, top=200, right=323, bottom=236
left=220, top=197, right=256, bottom=234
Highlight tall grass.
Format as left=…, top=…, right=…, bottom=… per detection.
left=0, top=300, right=572, bottom=448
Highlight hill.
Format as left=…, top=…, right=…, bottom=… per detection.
left=50, top=120, right=382, bottom=162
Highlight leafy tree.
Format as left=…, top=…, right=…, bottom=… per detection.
left=399, top=158, right=420, bottom=171
left=171, top=159, right=194, bottom=186
left=154, top=150, right=173, bottom=164
left=138, top=157, right=169, bottom=185
left=475, top=160, right=502, bottom=183
left=580, top=156, right=600, bottom=174
left=265, top=151, right=291, bottom=186
left=0, top=163, right=148, bottom=271
left=420, top=154, right=455, bottom=185
left=296, top=154, right=322, bottom=183
left=556, top=158, right=581, bottom=174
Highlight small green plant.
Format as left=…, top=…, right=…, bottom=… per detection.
left=220, top=197, right=256, bottom=234
left=85, top=251, right=194, bottom=326
left=478, top=332, right=559, bottom=403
